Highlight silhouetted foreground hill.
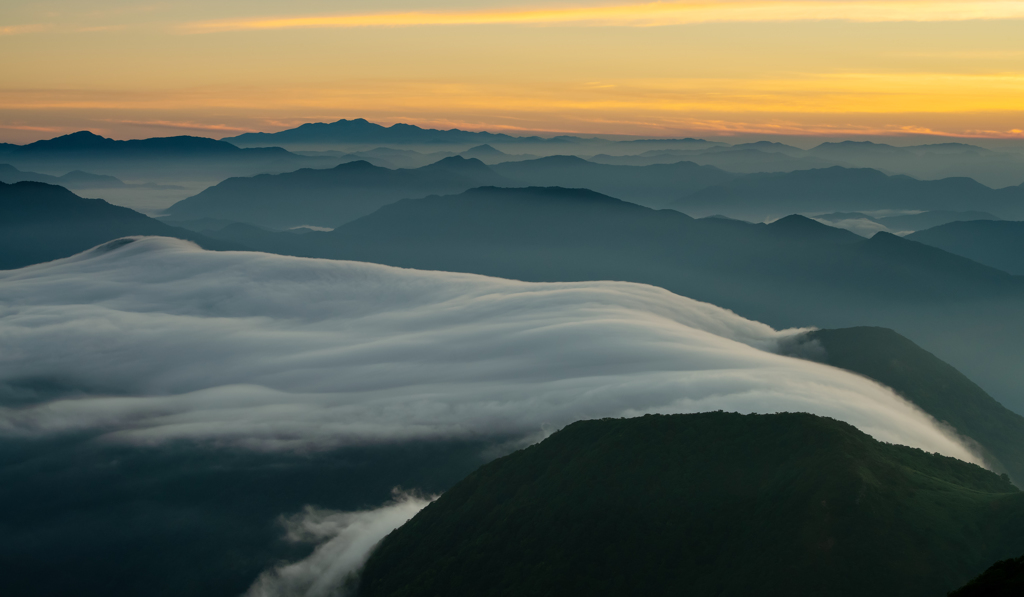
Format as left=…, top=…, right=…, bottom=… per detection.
left=199, top=185, right=1024, bottom=411
left=950, top=553, right=1024, bottom=597
left=797, top=327, right=1024, bottom=485
left=907, top=220, right=1024, bottom=275
left=0, top=181, right=235, bottom=269
left=360, top=412, right=1024, bottom=597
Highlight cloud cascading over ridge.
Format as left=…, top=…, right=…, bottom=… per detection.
left=0, top=237, right=980, bottom=463
left=245, top=492, right=432, bottom=597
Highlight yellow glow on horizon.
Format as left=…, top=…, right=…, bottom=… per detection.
left=2, top=1, right=1024, bottom=142
left=184, top=1, right=1024, bottom=33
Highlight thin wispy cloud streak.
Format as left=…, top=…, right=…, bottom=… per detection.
left=183, top=1, right=1024, bottom=33
left=0, top=237, right=980, bottom=463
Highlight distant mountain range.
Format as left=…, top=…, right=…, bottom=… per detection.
left=219, top=118, right=1024, bottom=186
left=673, top=166, right=1024, bottom=220
left=0, top=163, right=182, bottom=190
left=225, top=118, right=600, bottom=148
left=360, top=412, right=1024, bottom=597
left=814, top=210, right=1001, bottom=237
left=164, top=157, right=1024, bottom=228
left=164, top=156, right=512, bottom=228
left=0, top=131, right=337, bottom=184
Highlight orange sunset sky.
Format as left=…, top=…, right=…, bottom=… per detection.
left=2, top=0, right=1023, bottom=143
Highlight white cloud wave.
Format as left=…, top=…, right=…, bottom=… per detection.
left=245, top=492, right=432, bottom=597
left=0, top=237, right=980, bottom=463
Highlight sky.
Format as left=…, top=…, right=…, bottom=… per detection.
left=1, top=0, right=1023, bottom=142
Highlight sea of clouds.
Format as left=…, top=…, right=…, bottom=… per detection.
left=0, top=236, right=978, bottom=463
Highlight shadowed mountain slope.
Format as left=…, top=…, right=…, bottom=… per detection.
left=795, top=327, right=1024, bottom=485
left=360, top=412, right=1024, bottom=597
left=907, top=220, right=1024, bottom=275
left=0, top=181, right=236, bottom=269
left=490, top=155, right=737, bottom=208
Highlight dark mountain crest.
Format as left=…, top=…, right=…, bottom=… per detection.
left=358, top=412, right=1024, bottom=597
left=766, top=214, right=863, bottom=243
left=419, top=155, right=490, bottom=171
left=14, top=131, right=297, bottom=156
left=331, top=159, right=383, bottom=171
left=461, top=144, right=507, bottom=157
left=21, top=130, right=117, bottom=150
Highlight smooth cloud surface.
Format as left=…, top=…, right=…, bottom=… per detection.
left=0, top=237, right=978, bottom=463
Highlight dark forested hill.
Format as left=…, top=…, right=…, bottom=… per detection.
left=360, top=412, right=1024, bottom=597
left=0, top=181, right=235, bottom=269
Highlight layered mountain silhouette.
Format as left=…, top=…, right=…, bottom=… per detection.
left=815, top=210, right=1001, bottom=236
left=489, top=155, right=737, bottom=207
left=164, top=155, right=739, bottom=226
left=0, top=163, right=182, bottom=190
left=360, top=412, right=1024, bottom=597
left=3, top=131, right=335, bottom=183
left=803, top=141, right=1024, bottom=188
left=907, top=220, right=1024, bottom=275
left=168, top=155, right=1024, bottom=229
left=164, top=156, right=511, bottom=228
left=589, top=146, right=837, bottom=173
left=0, top=181, right=235, bottom=269
left=221, top=118, right=1024, bottom=185
left=674, top=167, right=1024, bottom=220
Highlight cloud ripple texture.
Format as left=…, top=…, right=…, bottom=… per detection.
left=0, top=237, right=979, bottom=463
